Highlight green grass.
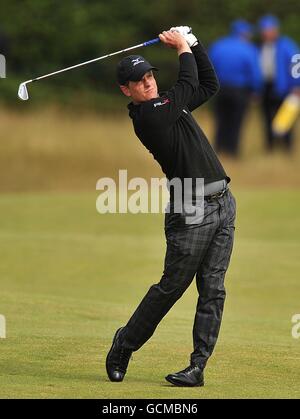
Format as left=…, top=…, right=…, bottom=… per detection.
left=0, top=190, right=300, bottom=399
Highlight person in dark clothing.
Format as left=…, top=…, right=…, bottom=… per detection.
left=258, top=15, right=300, bottom=152
left=0, top=27, right=9, bottom=79
left=106, top=28, right=236, bottom=387
left=209, top=20, right=262, bottom=157
left=0, top=28, right=9, bottom=55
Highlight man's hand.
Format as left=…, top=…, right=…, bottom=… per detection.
left=170, top=26, right=192, bottom=36
left=159, top=30, right=191, bottom=56
left=170, top=26, right=198, bottom=47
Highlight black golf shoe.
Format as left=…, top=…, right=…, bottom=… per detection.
left=106, top=327, right=132, bottom=382
left=165, top=364, right=204, bottom=387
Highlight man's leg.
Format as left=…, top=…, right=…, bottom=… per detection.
left=262, top=83, right=275, bottom=151
left=215, top=87, right=248, bottom=157
left=214, top=88, right=233, bottom=154
left=228, top=89, right=249, bottom=157
left=106, top=194, right=230, bottom=383
left=106, top=218, right=210, bottom=382
left=191, top=190, right=236, bottom=369
left=118, top=196, right=225, bottom=353
left=106, top=207, right=219, bottom=382
left=262, top=84, right=287, bottom=152
left=119, top=217, right=216, bottom=352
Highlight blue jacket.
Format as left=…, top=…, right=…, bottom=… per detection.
left=209, top=35, right=262, bottom=92
left=259, top=36, right=300, bottom=98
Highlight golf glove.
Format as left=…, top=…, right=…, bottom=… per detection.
left=170, top=26, right=198, bottom=47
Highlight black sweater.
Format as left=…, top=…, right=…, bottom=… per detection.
left=127, top=42, right=229, bottom=186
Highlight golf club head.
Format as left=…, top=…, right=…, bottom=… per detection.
left=18, top=83, right=29, bottom=100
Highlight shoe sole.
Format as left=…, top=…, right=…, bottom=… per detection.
left=106, top=327, right=123, bottom=381
left=165, top=375, right=204, bottom=387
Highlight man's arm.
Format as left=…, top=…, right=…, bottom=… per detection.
left=159, top=30, right=192, bottom=56
left=140, top=31, right=199, bottom=127
left=187, top=41, right=220, bottom=112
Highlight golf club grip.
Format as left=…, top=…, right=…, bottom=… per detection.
left=143, top=38, right=160, bottom=47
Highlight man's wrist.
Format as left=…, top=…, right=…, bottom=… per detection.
left=185, top=33, right=198, bottom=47
left=177, top=42, right=192, bottom=56
left=191, top=41, right=201, bottom=49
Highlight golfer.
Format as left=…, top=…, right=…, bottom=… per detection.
left=106, top=28, right=236, bottom=387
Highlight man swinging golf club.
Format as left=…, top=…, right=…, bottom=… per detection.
left=106, top=27, right=236, bottom=387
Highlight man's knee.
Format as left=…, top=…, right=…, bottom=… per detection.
left=153, top=272, right=194, bottom=299
left=198, top=282, right=226, bottom=305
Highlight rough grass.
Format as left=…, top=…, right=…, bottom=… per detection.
left=0, top=105, right=299, bottom=192
left=0, top=191, right=300, bottom=399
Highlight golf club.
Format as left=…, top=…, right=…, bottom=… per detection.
left=18, top=37, right=160, bottom=101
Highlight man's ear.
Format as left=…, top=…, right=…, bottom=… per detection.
left=119, top=85, right=131, bottom=97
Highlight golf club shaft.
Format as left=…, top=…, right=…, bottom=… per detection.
left=28, top=38, right=160, bottom=84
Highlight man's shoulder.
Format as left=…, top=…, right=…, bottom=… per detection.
left=278, top=36, right=299, bottom=50
left=150, top=96, right=171, bottom=109
left=133, top=93, right=171, bottom=127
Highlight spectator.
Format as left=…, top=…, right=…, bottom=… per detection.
left=210, top=20, right=262, bottom=157
left=0, top=27, right=9, bottom=56
left=0, top=27, right=8, bottom=80
left=258, top=14, right=300, bottom=152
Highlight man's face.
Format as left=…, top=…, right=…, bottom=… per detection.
left=261, top=28, right=279, bottom=43
left=120, top=71, right=158, bottom=104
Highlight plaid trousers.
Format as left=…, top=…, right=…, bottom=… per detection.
left=119, top=189, right=236, bottom=370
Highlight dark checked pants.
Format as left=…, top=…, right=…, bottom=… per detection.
left=119, top=189, right=236, bottom=370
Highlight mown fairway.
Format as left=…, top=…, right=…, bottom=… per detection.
left=0, top=190, right=300, bottom=399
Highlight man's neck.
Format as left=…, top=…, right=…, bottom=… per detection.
left=132, top=94, right=159, bottom=106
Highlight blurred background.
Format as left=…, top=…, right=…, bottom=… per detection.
left=0, top=0, right=300, bottom=190
left=0, top=0, right=300, bottom=399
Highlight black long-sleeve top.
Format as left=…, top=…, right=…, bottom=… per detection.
left=127, top=42, right=230, bottom=188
